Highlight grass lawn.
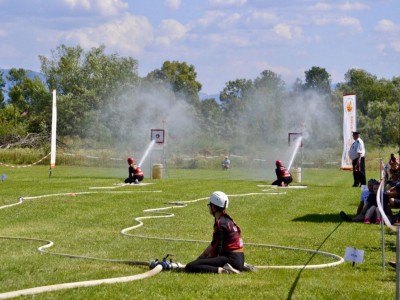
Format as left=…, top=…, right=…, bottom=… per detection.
left=0, top=165, right=397, bottom=299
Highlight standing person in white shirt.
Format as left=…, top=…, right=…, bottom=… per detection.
left=348, top=131, right=366, bottom=187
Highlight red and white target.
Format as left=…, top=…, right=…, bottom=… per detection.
left=151, top=129, right=165, bottom=144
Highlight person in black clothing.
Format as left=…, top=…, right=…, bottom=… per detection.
left=185, top=191, right=244, bottom=274
left=348, top=131, right=366, bottom=187
left=124, top=157, right=144, bottom=184
left=272, top=160, right=293, bottom=187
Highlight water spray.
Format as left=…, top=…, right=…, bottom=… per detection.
left=138, top=140, right=156, bottom=167
left=287, top=136, right=302, bottom=171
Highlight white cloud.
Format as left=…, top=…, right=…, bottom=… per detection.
left=64, top=14, right=153, bottom=54
left=375, top=19, right=399, bottom=33
left=197, top=11, right=225, bottom=27
left=96, top=0, right=128, bottom=16
left=155, top=19, right=187, bottom=46
left=165, top=0, right=181, bottom=10
left=208, top=0, right=247, bottom=7
left=313, top=16, right=362, bottom=32
left=64, top=0, right=91, bottom=10
left=337, top=16, right=362, bottom=31
left=374, top=19, right=400, bottom=54
left=218, top=13, right=241, bottom=29
left=63, top=0, right=128, bottom=16
left=310, top=2, right=333, bottom=11
left=195, top=11, right=241, bottom=30
left=310, top=1, right=368, bottom=12
left=250, top=11, right=278, bottom=23
left=206, top=31, right=250, bottom=47
left=273, top=23, right=302, bottom=40
left=340, top=1, right=369, bottom=11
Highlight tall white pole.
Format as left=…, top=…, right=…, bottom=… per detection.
left=50, top=90, right=57, bottom=173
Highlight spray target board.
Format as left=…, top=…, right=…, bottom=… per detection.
left=288, top=132, right=303, bottom=147
left=151, top=129, right=165, bottom=144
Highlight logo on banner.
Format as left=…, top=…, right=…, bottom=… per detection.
left=346, top=99, right=353, bottom=113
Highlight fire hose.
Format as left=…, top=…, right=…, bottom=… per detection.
left=0, top=189, right=344, bottom=299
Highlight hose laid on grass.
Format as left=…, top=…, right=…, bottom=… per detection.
left=0, top=189, right=165, bottom=299
left=0, top=264, right=162, bottom=299
left=0, top=152, right=51, bottom=168
left=0, top=188, right=344, bottom=299
left=122, top=192, right=344, bottom=269
left=0, top=190, right=162, bottom=210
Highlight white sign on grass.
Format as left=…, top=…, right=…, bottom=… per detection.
left=344, top=247, right=364, bottom=264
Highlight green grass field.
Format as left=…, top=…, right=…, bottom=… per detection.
left=0, top=165, right=397, bottom=299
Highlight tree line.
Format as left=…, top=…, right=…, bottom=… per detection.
left=0, top=44, right=399, bottom=155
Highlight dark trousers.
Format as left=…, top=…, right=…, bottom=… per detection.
left=352, top=157, right=366, bottom=186
left=272, top=176, right=293, bottom=186
left=124, top=175, right=143, bottom=183
left=185, top=251, right=244, bottom=273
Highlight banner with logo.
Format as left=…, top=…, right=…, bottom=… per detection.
left=341, top=94, right=356, bottom=170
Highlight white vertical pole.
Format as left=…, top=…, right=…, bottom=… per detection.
left=50, top=89, right=57, bottom=175
left=380, top=159, right=386, bottom=272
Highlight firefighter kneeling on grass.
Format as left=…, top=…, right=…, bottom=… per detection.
left=272, top=160, right=293, bottom=187
left=124, top=157, right=144, bottom=184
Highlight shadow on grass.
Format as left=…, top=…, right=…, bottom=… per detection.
left=292, top=213, right=342, bottom=223
left=286, top=222, right=343, bottom=299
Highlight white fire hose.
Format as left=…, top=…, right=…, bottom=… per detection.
left=0, top=189, right=344, bottom=299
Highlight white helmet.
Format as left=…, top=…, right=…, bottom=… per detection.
left=209, top=191, right=229, bottom=209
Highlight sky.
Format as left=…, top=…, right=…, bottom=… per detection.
left=0, top=0, right=399, bottom=95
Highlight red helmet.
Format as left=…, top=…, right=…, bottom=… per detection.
left=276, top=160, right=282, bottom=167
left=127, top=157, right=134, bottom=164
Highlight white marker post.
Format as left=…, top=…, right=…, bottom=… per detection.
left=49, top=89, right=57, bottom=176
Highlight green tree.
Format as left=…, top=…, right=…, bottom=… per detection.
left=6, top=68, right=51, bottom=133
left=219, top=79, right=253, bottom=140
left=336, top=69, right=400, bottom=145
left=199, top=98, right=224, bottom=138
left=39, top=45, right=139, bottom=140
left=304, top=66, right=331, bottom=95
left=146, top=61, right=202, bottom=108
left=336, top=69, right=377, bottom=114
left=249, top=70, right=286, bottom=144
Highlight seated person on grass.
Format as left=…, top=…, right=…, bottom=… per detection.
left=340, top=181, right=386, bottom=224
left=357, top=179, right=376, bottom=215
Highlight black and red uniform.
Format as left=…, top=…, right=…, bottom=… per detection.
left=272, top=165, right=293, bottom=186
left=124, top=164, right=144, bottom=184
left=185, top=213, right=244, bottom=273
